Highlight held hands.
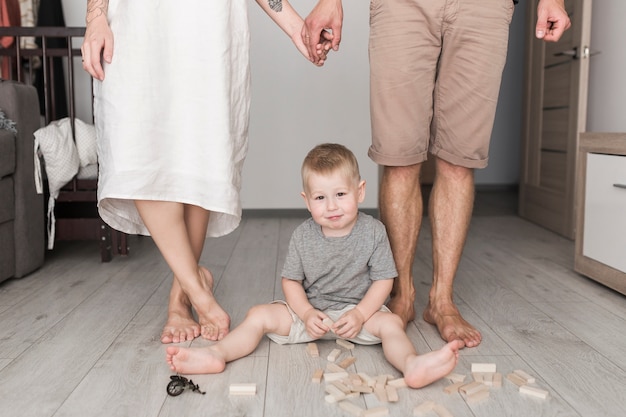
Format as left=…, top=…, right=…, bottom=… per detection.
left=293, top=28, right=333, bottom=67
left=535, top=0, right=571, bottom=42
left=303, top=0, right=343, bottom=65
left=81, top=12, right=113, bottom=80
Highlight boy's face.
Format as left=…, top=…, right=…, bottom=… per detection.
left=301, top=170, right=365, bottom=237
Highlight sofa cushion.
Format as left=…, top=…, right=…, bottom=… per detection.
left=0, top=176, right=15, bottom=223
left=0, top=130, right=15, bottom=178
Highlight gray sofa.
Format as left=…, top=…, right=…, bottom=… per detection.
left=0, top=79, right=45, bottom=282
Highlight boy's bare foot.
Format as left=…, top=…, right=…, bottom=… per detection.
left=388, top=293, right=416, bottom=328
left=161, top=310, right=200, bottom=344
left=423, top=300, right=481, bottom=348
left=166, top=346, right=226, bottom=375
left=196, top=267, right=230, bottom=341
left=403, top=339, right=463, bottom=388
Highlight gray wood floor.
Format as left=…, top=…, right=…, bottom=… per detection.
left=1, top=190, right=624, bottom=417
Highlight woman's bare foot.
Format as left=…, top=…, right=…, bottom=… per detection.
left=423, top=300, right=481, bottom=348
left=196, top=267, right=230, bottom=341
left=166, top=346, right=226, bottom=375
left=403, top=339, right=463, bottom=388
left=161, top=311, right=200, bottom=344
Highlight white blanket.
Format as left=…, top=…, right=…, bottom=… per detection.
left=34, top=117, right=98, bottom=249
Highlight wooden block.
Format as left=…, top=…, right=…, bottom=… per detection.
left=386, top=385, right=399, bottom=402
left=339, top=356, right=357, bottom=369
left=472, top=372, right=485, bottom=383
left=506, top=372, right=527, bottom=387
left=325, top=383, right=347, bottom=400
left=492, top=373, right=502, bottom=388
left=332, top=380, right=352, bottom=394
left=338, top=401, right=365, bottom=417
left=471, top=363, right=497, bottom=373
left=519, top=385, right=550, bottom=399
left=433, top=404, right=454, bottom=417
left=337, top=339, right=355, bottom=350
left=413, top=400, right=435, bottom=415
left=323, top=317, right=335, bottom=331
left=229, top=383, right=257, bottom=395
left=325, top=394, right=341, bottom=403
left=459, top=381, right=488, bottom=396
left=374, top=386, right=388, bottom=402
left=350, top=384, right=373, bottom=394
left=481, top=372, right=494, bottom=386
left=326, top=362, right=345, bottom=373
left=513, top=369, right=536, bottom=384
left=387, top=378, right=407, bottom=388
left=358, top=372, right=376, bottom=387
left=312, top=368, right=324, bottom=383
left=349, top=373, right=364, bottom=386
left=363, top=406, right=389, bottom=417
left=375, top=374, right=389, bottom=388
left=327, top=348, right=341, bottom=362
left=324, top=371, right=349, bottom=382
left=443, top=381, right=464, bottom=394
left=306, top=342, right=319, bottom=357
left=466, top=388, right=490, bottom=404
left=446, top=373, right=466, bottom=383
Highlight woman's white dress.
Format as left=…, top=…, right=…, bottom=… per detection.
left=94, top=0, right=250, bottom=237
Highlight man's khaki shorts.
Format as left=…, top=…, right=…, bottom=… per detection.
left=368, top=0, right=514, bottom=169
left=266, top=301, right=391, bottom=346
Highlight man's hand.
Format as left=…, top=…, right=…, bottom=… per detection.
left=536, top=0, right=571, bottom=42
left=302, top=0, right=343, bottom=65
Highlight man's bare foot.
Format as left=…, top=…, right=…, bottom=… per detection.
left=388, top=295, right=416, bottom=328
left=196, top=267, right=230, bottom=341
left=403, top=339, right=463, bottom=388
left=161, top=311, right=200, bottom=344
left=423, top=300, right=481, bottom=348
left=166, top=346, right=226, bottom=375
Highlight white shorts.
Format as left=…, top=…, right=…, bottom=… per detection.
left=266, top=301, right=391, bottom=346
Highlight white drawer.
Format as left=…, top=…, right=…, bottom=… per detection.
left=582, top=153, right=626, bottom=273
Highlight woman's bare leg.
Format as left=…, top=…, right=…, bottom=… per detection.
left=166, top=303, right=293, bottom=374
left=135, top=200, right=230, bottom=341
left=161, top=204, right=212, bottom=343
left=365, top=311, right=462, bottom=388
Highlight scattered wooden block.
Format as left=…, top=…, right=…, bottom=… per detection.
left=375, top=374, right=389, bottom=388
left=326, top=362, right=345, bottom=373
left=481, top=372, right=494, bottom=386
left=325, top=394, right=341, bottom=403
left=466, top=388, right=490, bottom=404
left=325, top=383, right=347, bottom=400
left=358, top=372, right=376, bottom=387
left=387, top=378, right=407, bottom=388
left=332, top=380, right=352, bottom=395
left=506, top=372, right=527, bottom=387
left=312, top=368, right=324, bottom=383
left=433, top=404, right=454, bottom=417
left=519, top=385, right=550, bottom=399
left=307, top=342, right=319, bottom=357
left=339, top=401, right=365, bottom=416
left=459, top=381, right=488, bottom=396
left=337, top=339, right=355, bottom=350
left=471, top=363, right=497, bottom=373
left=350, top=384, right=373, bottom=394
left=324, top=371, right=349, bottom=382
left=385, top=385, right=399, bottom=402
left=443, top=381, right=464, bottom=394
left=472, top=372, right=485, bottom=383
left=446, top=373, right=466, bottom=383
left=513, top=369, right=536, bottom=384
left=374, top=386, right=388, bottom=402
left=229, top=383, right=257, bottom=396
left=413, top=400, right=435, bottom=415
left=492, top=372, right=502, bottom=388
left=363, top=406, right=389, bottom=417
left=339, top=356, right=357, bottom=369
left=327, top=348, right=341, bottom=362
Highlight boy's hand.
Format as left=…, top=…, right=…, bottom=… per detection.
left=303, top=309, right=331, bottom=338
left=332, top=308, right=365, bottom=339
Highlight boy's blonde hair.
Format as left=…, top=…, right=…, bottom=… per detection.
left=301, top=143, right=361, bottom=192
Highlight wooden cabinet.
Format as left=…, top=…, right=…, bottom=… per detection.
left=575, top=133, right=626, bottom=295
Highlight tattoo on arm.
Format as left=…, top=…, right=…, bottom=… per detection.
left=268, top=0, right=282, bottom=12
left=86, top=0, right=109, bottom=23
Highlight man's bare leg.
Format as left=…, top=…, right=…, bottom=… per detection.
left=135, top=200, right=230, bottom=342
left=160, top=204, right=214, bottom=343
left=379, top=163, right=423, bottom=326
left=423, top=158, right=481, bottom=347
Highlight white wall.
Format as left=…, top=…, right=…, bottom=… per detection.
left=586, top=0, right=626, bottom=132
left=60, top=0, right=526, bottom=209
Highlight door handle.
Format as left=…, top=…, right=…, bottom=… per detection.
left=554, top=46, right=600, bottom=60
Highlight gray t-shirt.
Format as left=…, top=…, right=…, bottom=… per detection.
left=281, top=212, right=397, bottom=311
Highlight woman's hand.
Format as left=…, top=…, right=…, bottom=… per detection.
left=81, top=4, right=113, bottom=81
